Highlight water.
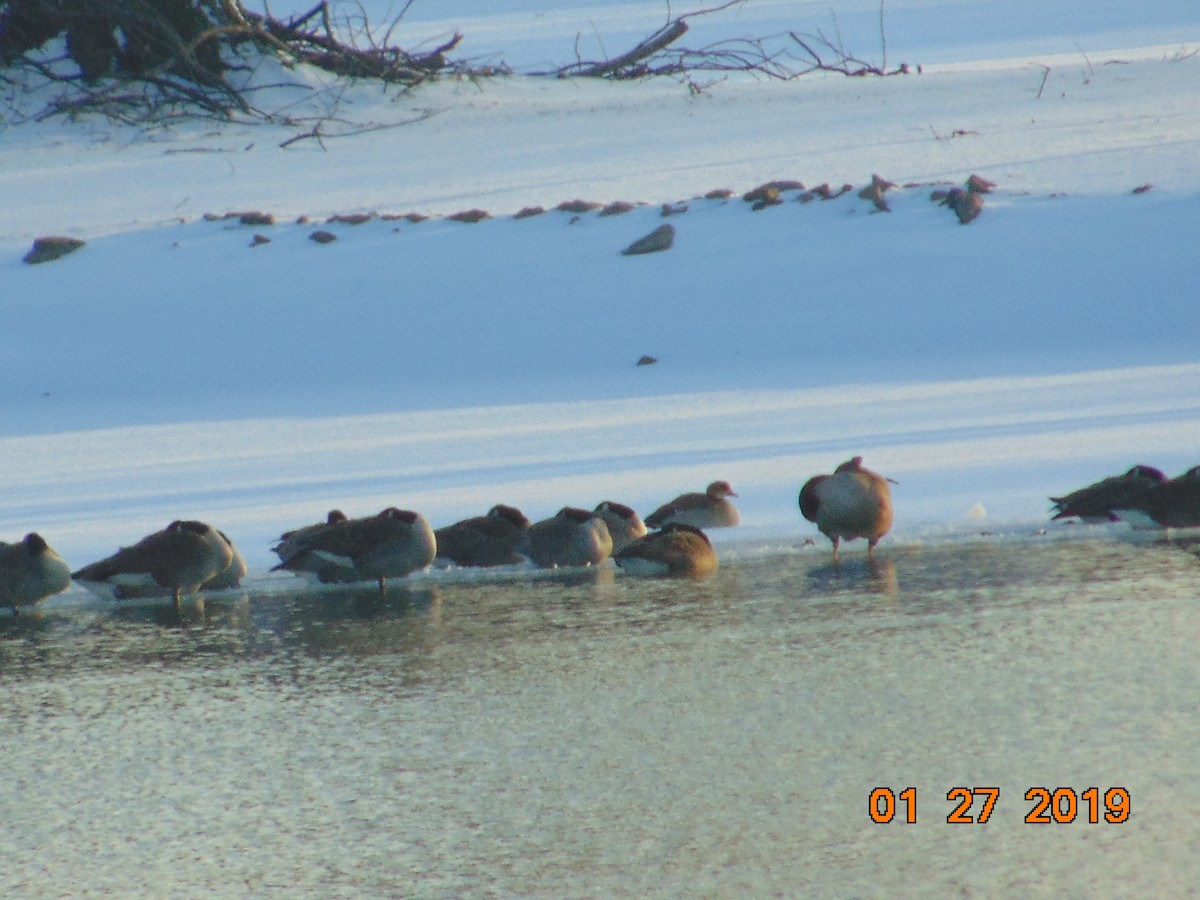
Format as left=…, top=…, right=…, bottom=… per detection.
left=3, top=534, right=1199, bottom=896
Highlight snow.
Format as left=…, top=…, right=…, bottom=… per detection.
left=1, top=0, right=1198, bottom=575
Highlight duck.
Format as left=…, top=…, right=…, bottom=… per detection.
left=644, top=480, right=740, bottom=529
left=272, top=509, right=348, bottom=563
left=593, top=500, right=648, bottom=552
left=434, top=504, right=530, bottom=567
left=0, top=533, right=73, bottom=613
left=614, top=523, right=718, bottom=578
left=73, top=520, right=235, bottom=606
left=1049, top=464, right=1167, bottom=523
left=272, top=507, right=436, bottom=591
left=799, top=456, right=894, bottom=561
left=202, top=530, right=247, bottom=591
left=519, top=507, right=613, bottom=568
left=1141, top=465, right=1200, bottom=528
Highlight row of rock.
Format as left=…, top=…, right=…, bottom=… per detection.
left=20, top=173, right=1032, bottom=265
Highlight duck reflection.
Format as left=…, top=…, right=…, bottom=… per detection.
left=111, top=591, right=251, bottom=629
left=805, top=555, right=899, bottom=599
left=265, top=584, right=443, bottom=659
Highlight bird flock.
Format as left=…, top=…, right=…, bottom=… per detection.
left=3, top=457, right=1198, bottom=615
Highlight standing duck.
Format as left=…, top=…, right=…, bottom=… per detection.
left=1049, top=464, right=1168, bottom=523
left=272, top=507, right=436, bottom=591
left=73, top=520, right=235, bottom=606
left=593, top=501, right=648, bottom=552
left=644, top=481, right=740, bottom=530
left=799, top=457, right=894, bottom=561
left=519, top=507, right=613, bottom=568
left=0, top=533, right=72, bottom=614
left=434, top=504, right=531, bottom=567
left=614, top=523, right=718, bottom=578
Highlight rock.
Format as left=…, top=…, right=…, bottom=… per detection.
left=239, top=211, right=274, bottom=226
left=661, top=202, right=688, bottom=217
left=744, top=180, right=804, bottom=203
left=806, top=183, right=853, bottom=202
left=940, top=187, right=985, bottom=224
left=250, top=234, right=271, bottom=247
left=1132, top=184, right=1153, bottom=194
left=327, top=213, right=373, bottom=225
left=600, top=201, right=637, bottom=217
left=858, top=174, right=896, bottom=211
left=513, top=206, right=546, bottom=219
left=743, top=184, right=780, bottom=204
left=704, top=188, right=734, bottom=200
left=448, top=208, right=491, bottom=223
left=966, top=174, right=996, bottom=194
left=636, top=355, right=658, bottom=366
left=621, top=224, right=675, bottom=256
left=556, top=199, right=602, bottom=214
left=23, top=236, right=85, bottom=265
left=309, top=230, right=337, bottom=244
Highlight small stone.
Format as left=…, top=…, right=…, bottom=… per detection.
left=1132, top=184, right=1153, bottom=194
left=250, top=233, right=271, bottom=247
left=621, top=224, right=675, bottom=256
left=704, top=188, right=734, bottom=200
left=309, top=230, right=337, bottom=244
left=513, top=206, right=546, bottom=219
left=239, top=211, right=274, bottom=226
left=402, top=213, right=428, bottom=224
left=23, top=236, right=85, bottom=265
left=636, top=355, right=658, bottom=366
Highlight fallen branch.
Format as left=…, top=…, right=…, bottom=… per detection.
left=560, top=19, right=688, bottom=77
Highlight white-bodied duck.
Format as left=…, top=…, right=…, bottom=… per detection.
left=644, top=481, right=740, bottom=530
left=800, top=457, right=894, bottom=561
left=593, top=500, right=648, bottom=552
